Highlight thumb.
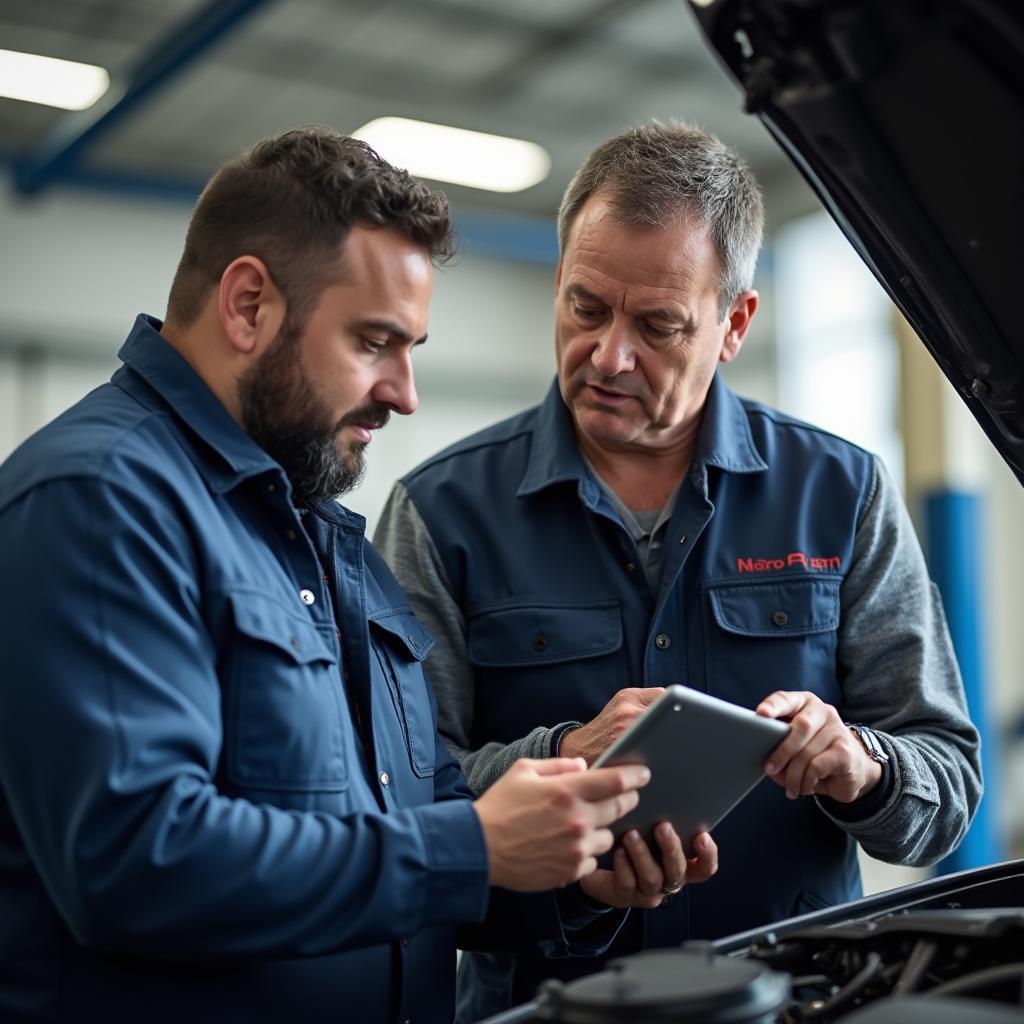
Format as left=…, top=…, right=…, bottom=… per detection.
left=757, top=690, right=804, bottom=719
left=637, top=687, right=666, bottom=705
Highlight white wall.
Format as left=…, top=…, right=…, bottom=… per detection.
left=0, top=183, right=560, bottom=508
left=0, top=182, right=776, bottom=530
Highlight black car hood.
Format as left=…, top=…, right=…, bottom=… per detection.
left=688, top=0, right=1024, bottom=483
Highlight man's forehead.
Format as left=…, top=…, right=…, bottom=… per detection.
left=338, top=223, right=433, bottom=287
left=563, top=199, right=719, bottom=300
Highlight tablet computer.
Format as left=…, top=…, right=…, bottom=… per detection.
left=592, top=685, right=791, bottom=857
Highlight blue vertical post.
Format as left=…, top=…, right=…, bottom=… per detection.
left=924, top=489, right=1004, bottom=872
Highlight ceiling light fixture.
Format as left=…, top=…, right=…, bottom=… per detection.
left=353, top=116, right=551, bottom=194
left=0, top=48, right=110, bottom=111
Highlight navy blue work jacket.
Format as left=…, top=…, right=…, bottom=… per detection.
left=0, top=318, right=603, bottom=1024
left=401, top=377, right=878, bottom=1002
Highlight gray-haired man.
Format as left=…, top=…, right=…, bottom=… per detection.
left=375, top=121, right=981, bottom=1020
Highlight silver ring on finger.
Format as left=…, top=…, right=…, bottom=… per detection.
left=660, top=883, right=683, bottom=896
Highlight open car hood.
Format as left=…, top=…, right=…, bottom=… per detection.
left=688, top=0, right=1024, bottom=483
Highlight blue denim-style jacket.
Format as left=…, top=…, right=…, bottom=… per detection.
left=0, top=317, right=613, bottom=1024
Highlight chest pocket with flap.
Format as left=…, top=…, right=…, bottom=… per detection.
left=703, top=574, right=842, bottom=708
left=370, top=609, right=436, bottom=779
left=466, top=600, right=624, bottom=736
left=224, top=587, right=347, bottom=792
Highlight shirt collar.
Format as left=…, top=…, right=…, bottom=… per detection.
left=516, top=373, right=767, bottom=501
left=115, top=314, right=281, bottom=491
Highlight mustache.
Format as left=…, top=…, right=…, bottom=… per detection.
left=335, top=403, right=391, bottom=434
left=578, top=373, right=643, bottom=399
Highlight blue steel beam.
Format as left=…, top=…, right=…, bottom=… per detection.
left=14, top=0, right=274, bottom=196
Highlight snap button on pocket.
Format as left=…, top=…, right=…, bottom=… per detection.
left=299, top=589, right=316, bottom=606
left=532, top=634, right=548, bottom=652
left=655, top=633, right=672, bottom=650
left=771, top=610, right=789, bottom=626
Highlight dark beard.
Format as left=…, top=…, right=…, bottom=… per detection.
left=238, top=321, right=390, bottom=503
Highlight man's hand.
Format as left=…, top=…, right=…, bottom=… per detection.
left=757, top=691, right=882, bottom=803
left=474, top=757, right=651, bottom=892
left=579, top=826, right=718, bottom=909
left=560, top=687, right=665, bottom=765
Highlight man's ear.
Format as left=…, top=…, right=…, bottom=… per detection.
left=218, top=256, right=286, bottom=356
left=719, top=289, right=759, bottom=365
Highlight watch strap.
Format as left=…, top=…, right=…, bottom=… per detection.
left=847, top=722, right=890, bottom=764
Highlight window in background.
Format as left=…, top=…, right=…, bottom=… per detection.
left=773, top=210, right=904, bottom=488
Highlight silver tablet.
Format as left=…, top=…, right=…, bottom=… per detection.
left=592, top=685, right=791, bottom=857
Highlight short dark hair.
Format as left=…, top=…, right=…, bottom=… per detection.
left=557, top=120, right=763, bottom=318
left=166, top=126, right=455, bottom=327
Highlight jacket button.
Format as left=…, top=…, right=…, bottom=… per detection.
left=626, top=562, right=636, bottom=573
left=772, top=611, right=789, bottom=626
left=655, top=634, right=671, bottom=650
left=380, top=772, right=390, bottom=787
left=290, top=635, right=301, bottom=651
left=533, top=635, right=548, bottom=652
left=299, top=589, right=316, bottom=606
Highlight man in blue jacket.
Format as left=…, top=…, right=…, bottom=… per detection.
left=0, top=127, right=714, bottom=1023
left=374, top=121, right=982, bottom=1020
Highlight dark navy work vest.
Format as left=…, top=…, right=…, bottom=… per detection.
left=402, top=375, right=875, bottom=1001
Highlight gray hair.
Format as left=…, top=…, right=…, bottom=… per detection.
left=557, top=120, right=764, bottom=319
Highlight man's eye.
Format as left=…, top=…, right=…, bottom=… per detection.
left=362, top=336, right=387, bottom=353
left=574, top=305, right=602, bottom=321
left=644, top=322, right=677, bottom=340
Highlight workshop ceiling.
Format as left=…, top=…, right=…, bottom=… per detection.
left=0, top=0, right=812, bottom=225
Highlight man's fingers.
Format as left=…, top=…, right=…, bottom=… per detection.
left=652, top=822, right=688, bottom=890
left=586, top=787, right=641, bottom=828
left=622, top=830, right=664, bottom=896
left=571, top=764, right=650, bottom=802
left=757, top=690, right=807, bottom=720
left=763, top=699, right=829, bottom=775
left=635, top=687, right=666, bottom=706
left=613, top=846, right=638, bottom=891
left=529, top=756, right=588, bottom=777
left=585, top=826, right=615, bottom=859
left=781, top=728, right=836, bottom=797
left=685, top=832, right=719, bottom=884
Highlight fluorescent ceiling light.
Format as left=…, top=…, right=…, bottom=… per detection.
left=354, top=116, right=551, bottom=194
left=0, top=48, right=110, bottom=111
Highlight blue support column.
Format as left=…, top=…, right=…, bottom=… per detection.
left=924, top=489, right=1005, bottom=872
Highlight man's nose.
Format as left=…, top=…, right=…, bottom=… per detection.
left=373, top=353, right=418, bottom=415
left=590, top=318, right=637, bottom=377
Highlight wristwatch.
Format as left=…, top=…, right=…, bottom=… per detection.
left=847, top=723, right=890, bottom=764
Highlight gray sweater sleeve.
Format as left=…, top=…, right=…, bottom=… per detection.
left=374, top=483, right=570, bottom=794
left=822, top=456, right=982, bottom=865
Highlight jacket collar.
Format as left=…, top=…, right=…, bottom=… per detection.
left=516, top=373, right=767, bottom=501
left=114, top=314, right=281, bottom=492
left=696, top=372, right=769, bottom=474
